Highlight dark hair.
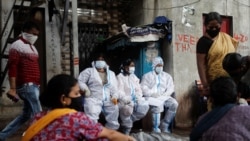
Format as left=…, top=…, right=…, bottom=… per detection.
left=40, top=74, right=78, bottom=108
left=210, top=77, right=237, bottom=107
left=22, top=21, right=40, bottom=32
left=204, top=12, right=222, bottom=26
left=120, top=58, right=134, bottom=71
left=238, top=81, right=250, bottom=99
left=223, top=53, right=249, bottom=80
left=92, top=52, right=106, bottom=61
left=223, top=53, right=242, bottom=73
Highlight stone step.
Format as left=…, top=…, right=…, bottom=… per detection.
left=0, top=102, right=28, bottom=141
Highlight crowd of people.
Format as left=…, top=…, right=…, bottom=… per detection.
left=21, top=54, right=177, bottom=140
left=77, top=53, right=178, bottom=136
left=0, top=20, right=178, bottom=140
left=1, top=10, right=250, bottom=141
left=192, top=11, right=250, bottom=140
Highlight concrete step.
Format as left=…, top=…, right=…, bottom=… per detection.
left=0, top=98, right=27, bottom=141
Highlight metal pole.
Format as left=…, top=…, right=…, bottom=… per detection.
left=71, top=0, right=79, bottom=77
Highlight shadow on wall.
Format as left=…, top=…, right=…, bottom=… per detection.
left=175, top=81, right=202, bottom=128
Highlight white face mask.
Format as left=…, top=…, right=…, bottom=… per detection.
left=22, top=32, right=38, bottom=45
left=95, top=60, right=106, bottom=69
left=128, top=67, right=135, bottom=74
left=155, top=66, right=163, bottom=74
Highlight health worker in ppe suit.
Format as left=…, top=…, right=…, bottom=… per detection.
left=78, top=52, right=119, bottom=130
left=141, top=56, right=178, bottom=133
left=117, top=59, right=149, bottom=134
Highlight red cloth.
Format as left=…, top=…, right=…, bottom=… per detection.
left=8, top=38, right=40, bottom=86
left=30, top=111, right=107, bottom=141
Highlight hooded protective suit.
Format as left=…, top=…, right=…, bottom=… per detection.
left=141, top=56, right=178, bottom=133
left=117, top=73, right=149, bottom=134
left=78, top=62, right=119, bottom=130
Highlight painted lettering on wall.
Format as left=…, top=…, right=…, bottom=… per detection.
left=234, top=33, right=249, bottom=51
left=174, top=34, right=199, bottom=53
left=48, top=22, right=58, bottom=72
left=234, top=33, right=248, bottom=43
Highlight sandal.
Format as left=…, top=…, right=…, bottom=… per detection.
left=6, top=93, right=19, bottom=103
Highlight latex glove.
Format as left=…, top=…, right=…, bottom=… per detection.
left=111, top=98, right=118, bottom=105
left=238, top=98, right=248, bottom=106
left=84, top=87, right=91, bottom=97
left=134, top=93, right=142, bottom=100
left=151, top=93, right=161, bottom=98
left=122, top=96, right=131, bottom=104
left=162, top=91, right=172, bottom=97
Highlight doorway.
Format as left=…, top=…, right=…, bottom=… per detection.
left=203, top=13, right=233, bottom=36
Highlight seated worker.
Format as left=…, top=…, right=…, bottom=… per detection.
left=78, top=52, right=120, bottom=130
left=117, top=59, right=149, bottom=134
left=222, top=52, right=250, bottom=105
left=190, top=77, right=250, bottom=141
left=140, top=56, right=178, bottom=133
left=22, top=74, right=135, bottom=141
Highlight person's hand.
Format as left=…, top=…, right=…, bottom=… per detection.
left=111, top=98, right=118, bottom=105
left=198, top=85, right=210, bottom=96
left=84, top=88, right=91, bottom=97
left=122, top=96, right=131, bottom=104
left=8, top=88, right=16, bottom=95
left=134, top=93, right=143, bottom=102
left=127, top=135, right=136, bottom=141
left=7, top=89, right=19, bottom=103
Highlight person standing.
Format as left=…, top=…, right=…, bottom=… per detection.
left=117, top=59, right=149, bottom=134
left=0, top=21, right=42, bottom=141
left=196, top=11, right=239, bottom=111
left=78, top=52, right=120, bottom=130
left=196, top=11, right=239, bottom=92
left=140, top=56, right=178, bottom=133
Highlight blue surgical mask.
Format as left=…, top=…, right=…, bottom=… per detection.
left=95, top=60, right=106, bottom=69
left=128, top=67, right=135, bottom=74
left=155, top=66, right=163, bottom=74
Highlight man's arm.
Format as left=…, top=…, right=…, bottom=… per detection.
left=7, top=47, right=19, bottom=97
left=7, top=77, right=17, bottom=97
left=98, top=127, right=136, bottom=141
left=163, top=74, right=175, bottom=96
left=140, top=74, right=155, bottom=97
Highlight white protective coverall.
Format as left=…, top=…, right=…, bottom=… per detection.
left=78, top=63, right=119, bottom=130
left=140, top=57, right=178, bottom=133
left=117, top=73, right=149, bottom=134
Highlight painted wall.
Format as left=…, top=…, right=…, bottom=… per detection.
left=44, top=6, right=62, bottom=81
left=130, top=0, right=250, bottom=127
